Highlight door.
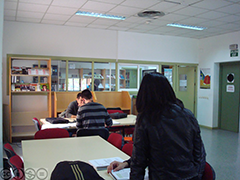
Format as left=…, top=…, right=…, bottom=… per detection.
left=219, top=62, right=240, bottom=132
left=176, top=66, right=196, bottom=115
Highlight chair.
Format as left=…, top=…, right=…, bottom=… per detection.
left=34, top=128, right=70, bottom=139
left=202, top=162, right=216, bottom=180
left=76, top=128, right=109, bottom=140
left=122, top=143, right=133, bottom=156
left=32, top=117, right=41, bottom=131
left=107, top=133, right=123, bottom=149
left=8, top=155, right=24, bottom=180
left=4, top=143, right=17, bottom=158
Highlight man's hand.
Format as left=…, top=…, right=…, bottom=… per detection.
left=107, top=161, right=129, bottom=173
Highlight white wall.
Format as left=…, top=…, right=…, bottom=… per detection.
left=0, top=0, right=4, bottom=169
left=3, top=21, right=199, bottom=104
left=118, top=31, right=199, bottom=63
left=198, top=31, right=240, bottom=127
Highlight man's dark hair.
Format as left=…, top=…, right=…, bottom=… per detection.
left=81, top=89, right=92, bottom=100
left=76, top=92, right=82, bottom=99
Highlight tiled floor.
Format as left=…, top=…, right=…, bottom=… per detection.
left=4, top=127, right=240, bottom=180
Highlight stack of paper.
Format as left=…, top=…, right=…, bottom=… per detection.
left=110, top=168, right=149, bottom=180
left=89, top=157, right=124, bottom=171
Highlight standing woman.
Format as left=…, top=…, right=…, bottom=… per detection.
left=130, top=72, right=206, bottom=180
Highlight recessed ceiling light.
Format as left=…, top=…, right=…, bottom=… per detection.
left=167, top=23, right=207, bottom=30
left=75, top=11, right=125, bottom=20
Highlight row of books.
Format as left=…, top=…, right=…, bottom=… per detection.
left=12, top=83, right=50, bottom=92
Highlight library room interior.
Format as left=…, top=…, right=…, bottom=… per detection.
left=1, top=0, right=240, bottom=180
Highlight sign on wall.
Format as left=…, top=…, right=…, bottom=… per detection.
left=200, top=68, right=211, bottom=89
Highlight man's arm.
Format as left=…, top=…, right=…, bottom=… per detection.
left=65, top=101, right=78, bottom=118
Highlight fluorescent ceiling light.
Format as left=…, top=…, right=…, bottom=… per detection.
left=167, top=23, right=207, bottom=31
left=76, top=11, right=125, bottom=20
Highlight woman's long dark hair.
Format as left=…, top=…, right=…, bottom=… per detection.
left=136, top=72, right=177, bottom=125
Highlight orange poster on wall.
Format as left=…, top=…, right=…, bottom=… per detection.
left=200, top=68, right=210, bottom=89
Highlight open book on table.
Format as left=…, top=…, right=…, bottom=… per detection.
left=110, top=168, right=149, bottom=180
left=89, top=157, right=124, bottom=171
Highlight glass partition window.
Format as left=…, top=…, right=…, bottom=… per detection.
left=162, top=65, right=173, bottom=86
left=51, top=60, right=66, bottom=91
left=140, top=65, right=158, bottom=82
left=118, top=64, right=138, bottom=90
left=68, top=61, right=92, bottom=91
left=93, top=62, right=116, bottom=91
left=118, top=64, right=159, bottom=91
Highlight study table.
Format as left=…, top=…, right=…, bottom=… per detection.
left=40, top=115, right=136, bottom=136
left=22, top=136, right=130, bottom=180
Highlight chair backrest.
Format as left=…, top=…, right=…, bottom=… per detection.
left=107, top=133, right=123, bottom=149
left=76, top=128, right=109, bottom=140
left=32, top=117, right=41, bottom=131
left=122, top=143, right=133, bottom=156
left=34, top=128, right=70, bottom=139
left=8, top=155, right=24, bottom=179
left=202, top=162, right=215, bottom=180
left=4, top=143, right=17, bottom=158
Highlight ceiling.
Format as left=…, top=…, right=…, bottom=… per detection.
left=4, top=0, right=240, bottom=39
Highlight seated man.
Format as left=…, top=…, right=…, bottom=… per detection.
left=65, top=92, right=81, bottom=118
left=76, top=89, right=113, bottom=129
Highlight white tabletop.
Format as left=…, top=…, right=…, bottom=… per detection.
left=40, top=115, right=136, bottom=130
left=22, top=136, right=130, bottom=180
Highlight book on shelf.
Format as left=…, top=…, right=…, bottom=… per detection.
left=89, top=157, right=124, bottom=171
left=40, top=83, right=49, bottom=91
left=110, top=168, right=149, bottom=180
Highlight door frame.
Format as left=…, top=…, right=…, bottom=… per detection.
left=176, top=64, right=198, bottom=116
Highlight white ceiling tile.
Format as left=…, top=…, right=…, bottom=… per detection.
left=87, top=24, right=109, bottom=29
left=121, top=0, right=160, bottom=9
left=51, top=0, right=87, bottom=8
left=65, top=21, right=88, bottom=27
left=19, top=0, right=52, bottom=5
left=81, top=1, right=117, bottom=12
left=68, top=15, right=96, bottom=23
left=41, top=19, right=66, bottom=25
left=150, top=2, right=180, bottom=11
left=108, top=26, right=129, bottom=31
left=47, top=6, right=78, bottom=15
left=113, top=21, right=138, bottom=28
left=216, top=15, right=240, bottom=23
left=177, top=17, right=206, bottom=25
left=198, top=20, right=225, bottom=27
left=160, top=13, right=188, bottom=22
left=5, top=0, right=18, bottom=2
left=3, top=0, right=240, bottom=39
left=197, top=11, right=229, bottom=20
left=4, top=16, right=16, bottom=21
left=124, top=16, right=146, bottom=23
left=18, top=3, right=49, bottom=13
left=4, top=9, right=17, bottom=17
left=91, top=18, right=119, bottom=26
left=4, top=1, right=18, bottom=10
left=109, top=5, right=142, bottom=16
left=191, top=1, right=233, bottom=10
left=17, top=11, right=44, bottom=18
left=43, top=14, right=71, bottom=21
left=146, top=19, right=170, bottom=26
left=16, top=16, right=41, bottom=22
left=216, top=23, right=240, bottom=30
left=216, top=3, right=240, bottom=14
left=174, top=6, right=208, bottom=16
left=90, top=0, right=125, bottom=5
